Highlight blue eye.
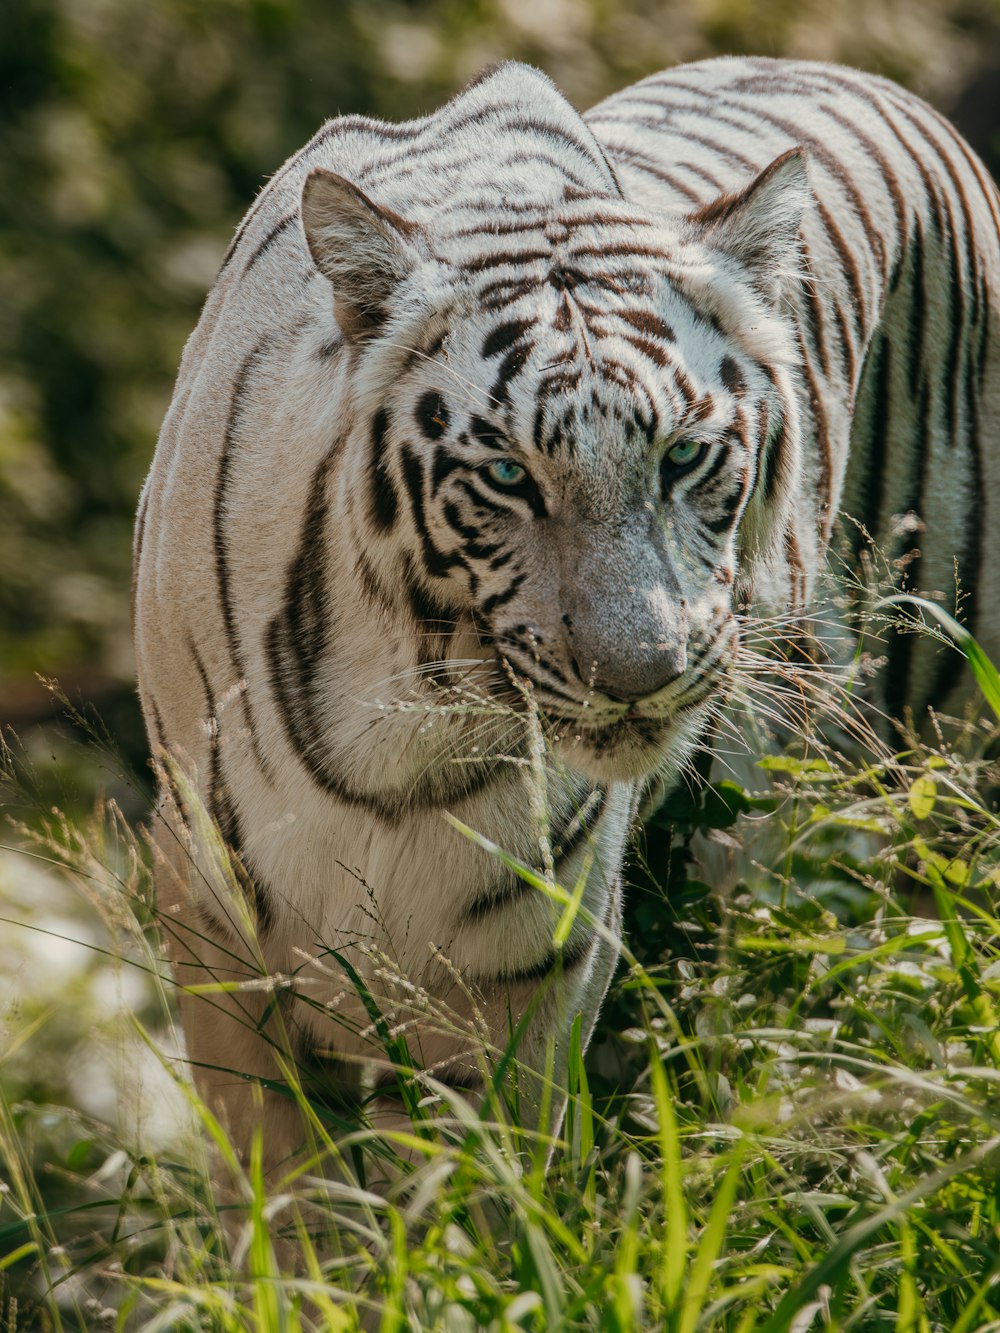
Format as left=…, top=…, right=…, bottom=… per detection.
left=660, top=439, right=708, bottom=499
left=485, top=458, right=528, bottom=487
left=665, top=439, right=704, bottom=469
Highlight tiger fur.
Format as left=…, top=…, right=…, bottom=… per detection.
left=133, top=56, right=1000, bottom=1181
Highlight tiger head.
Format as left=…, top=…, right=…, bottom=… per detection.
left=300, top=69, right=808, bottom=787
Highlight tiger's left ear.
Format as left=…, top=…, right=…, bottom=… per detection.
left=301, top=169, right=426, bottom=340
left=690, top=148, right=809, bottom=297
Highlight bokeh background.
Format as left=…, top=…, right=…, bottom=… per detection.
left=1, top=1, right=1000, bottom=1306
left=3, top=0, right=1000, bottom=817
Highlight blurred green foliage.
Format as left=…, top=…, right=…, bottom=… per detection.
left=2, top=0, right=999, bottom=793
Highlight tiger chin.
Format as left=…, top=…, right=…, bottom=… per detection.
left=510, top=647, right=733, bottom=786
left=547, top=702, right=716, bottom=786
left=133, top=52, right=1000, bottom=1233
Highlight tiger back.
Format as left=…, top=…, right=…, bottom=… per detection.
left=133, top=56, right=1000, bottom=1177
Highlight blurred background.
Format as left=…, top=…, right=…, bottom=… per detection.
left=2, top=0, right=1000, bottom=821
left=1, top=4, right=999, bottom=1313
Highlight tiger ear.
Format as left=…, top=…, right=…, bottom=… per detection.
left=301, top=169, right=424, bottom=340
left=690, top=148, right=808, bottom=297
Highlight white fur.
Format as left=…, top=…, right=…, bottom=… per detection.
left=134, top=57, right=1000, bottom=1188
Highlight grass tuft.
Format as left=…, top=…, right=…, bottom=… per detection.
left=3, top=609, right=1000, bottom=1328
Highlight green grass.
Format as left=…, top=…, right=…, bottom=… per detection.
left=3, top=628, right=1000, bottom=1329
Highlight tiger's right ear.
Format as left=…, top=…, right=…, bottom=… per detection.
left=301, top=169, right=424, bottom=341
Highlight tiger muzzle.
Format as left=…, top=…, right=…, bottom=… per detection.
left=560, top=537, right=690, bottom=704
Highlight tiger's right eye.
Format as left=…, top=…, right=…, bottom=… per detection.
left=485, top=458, right=528, bottom=487
left=478, top=455, right=547, bottom=517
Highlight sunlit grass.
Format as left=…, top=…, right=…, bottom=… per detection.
left=2, top=611, right=1000, bottom=1329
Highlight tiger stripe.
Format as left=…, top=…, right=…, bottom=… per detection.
left=134, top=56, right=999, bottom=1184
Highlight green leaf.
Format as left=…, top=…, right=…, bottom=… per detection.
left=66, top=1138, right=94, bottom=1171
left=878, top=594, right=1000, bottom=722
left=736, top=933, right=846, bottom=956
left=677, top=1142, right=747, bottom=1333
left=908, top=774, right=937, bottom=822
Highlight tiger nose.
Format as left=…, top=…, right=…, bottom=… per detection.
left=572, top=640, right=688, bottom=702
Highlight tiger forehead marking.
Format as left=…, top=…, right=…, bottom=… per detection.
left=133, top=56, right=1000, bottom=1186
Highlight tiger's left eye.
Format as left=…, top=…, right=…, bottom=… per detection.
left=486, top=458, right=528, bottom=487
left=660, top=439, right=707, bottom=496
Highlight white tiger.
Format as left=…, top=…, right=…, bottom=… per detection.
left=133, top=56, right=1000, bottom=1183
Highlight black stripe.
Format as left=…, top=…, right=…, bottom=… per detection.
left=440, top=501, right=496, bottom=557
left=461, top=247, right=552, bottom=274
left=919, top=397, right=985, bottom=716
left=266, top=618, right=499, bottom=819
left=905, top=223, right=926, bottom=399
left=463, top=791, right=604, bottom=928
left=147, top=695, right=167, bottom=758
left=498, top=655, right=582, bottom=708
left=852, top=332, right=892, bottom=556
left=480, top=573, right=527, bottom=618
left=619, top=331, right=671, bottom=368
left=800, top=244, right=833, bottom=380
left=212, top=339, right=277, bottom=779
left=815, top=199, right=864, bottom=363
left=883, top=377, right=931, bottom=722
left=470, top=416, right=507, bottom=452
left=373, top=1064, right=484, bottom=1096
left=478, top=276, right=543, bottom=312
left=489, top=346, right=531, bottom=404
left=796, top=331, right=833, bottom=535
left=147, top=696, right=195, bottom=836
left=368, top=409, right=397, bottom=532
left=553, top=788, right=607, bottom=864
left=433, top=453, right=472, bottom=494
left=189, top=638, right=272, bottom=937
left=455, top=477, right=502, bottom=516
left=464, top=874, right=532, bottom=923
left=244, top=214, right=297, bottom=275
left=492, top=928, right=596, bottom=987
left=499, top=630, right=574, bottom=691
left=760, top=415, right=785, bottom=506
left=618, top=309, right=676, bottom=343
left=402, top=558, right=457, bottom=637
left=482, top=319, right=536, bottom=360
left=702, top=494, right=744, bottom=536
left=401, top=445, right=465, bottom=578
left=282, top=443, right=340, bottom=674
left=214, top=344, right=267, bottom=678
left=355, top=550, right=389, bottom=611
left=975, top=276, right=991, bottom=394
left=417, top=391, right=449, bottom=441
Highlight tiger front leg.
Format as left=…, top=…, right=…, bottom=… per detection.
left=345, top=874, right=624, bottom=1166
left=151, top=826, right=363, bottom=1254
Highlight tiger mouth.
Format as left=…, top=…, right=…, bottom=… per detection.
left=545, top=711, right=668, bottom=748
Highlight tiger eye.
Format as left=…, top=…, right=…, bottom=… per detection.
left=660, top=440, right=707, bottom=497
left=666, top=439, right=704, bottom=468
left=486, top=458, right=528, bottom=487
